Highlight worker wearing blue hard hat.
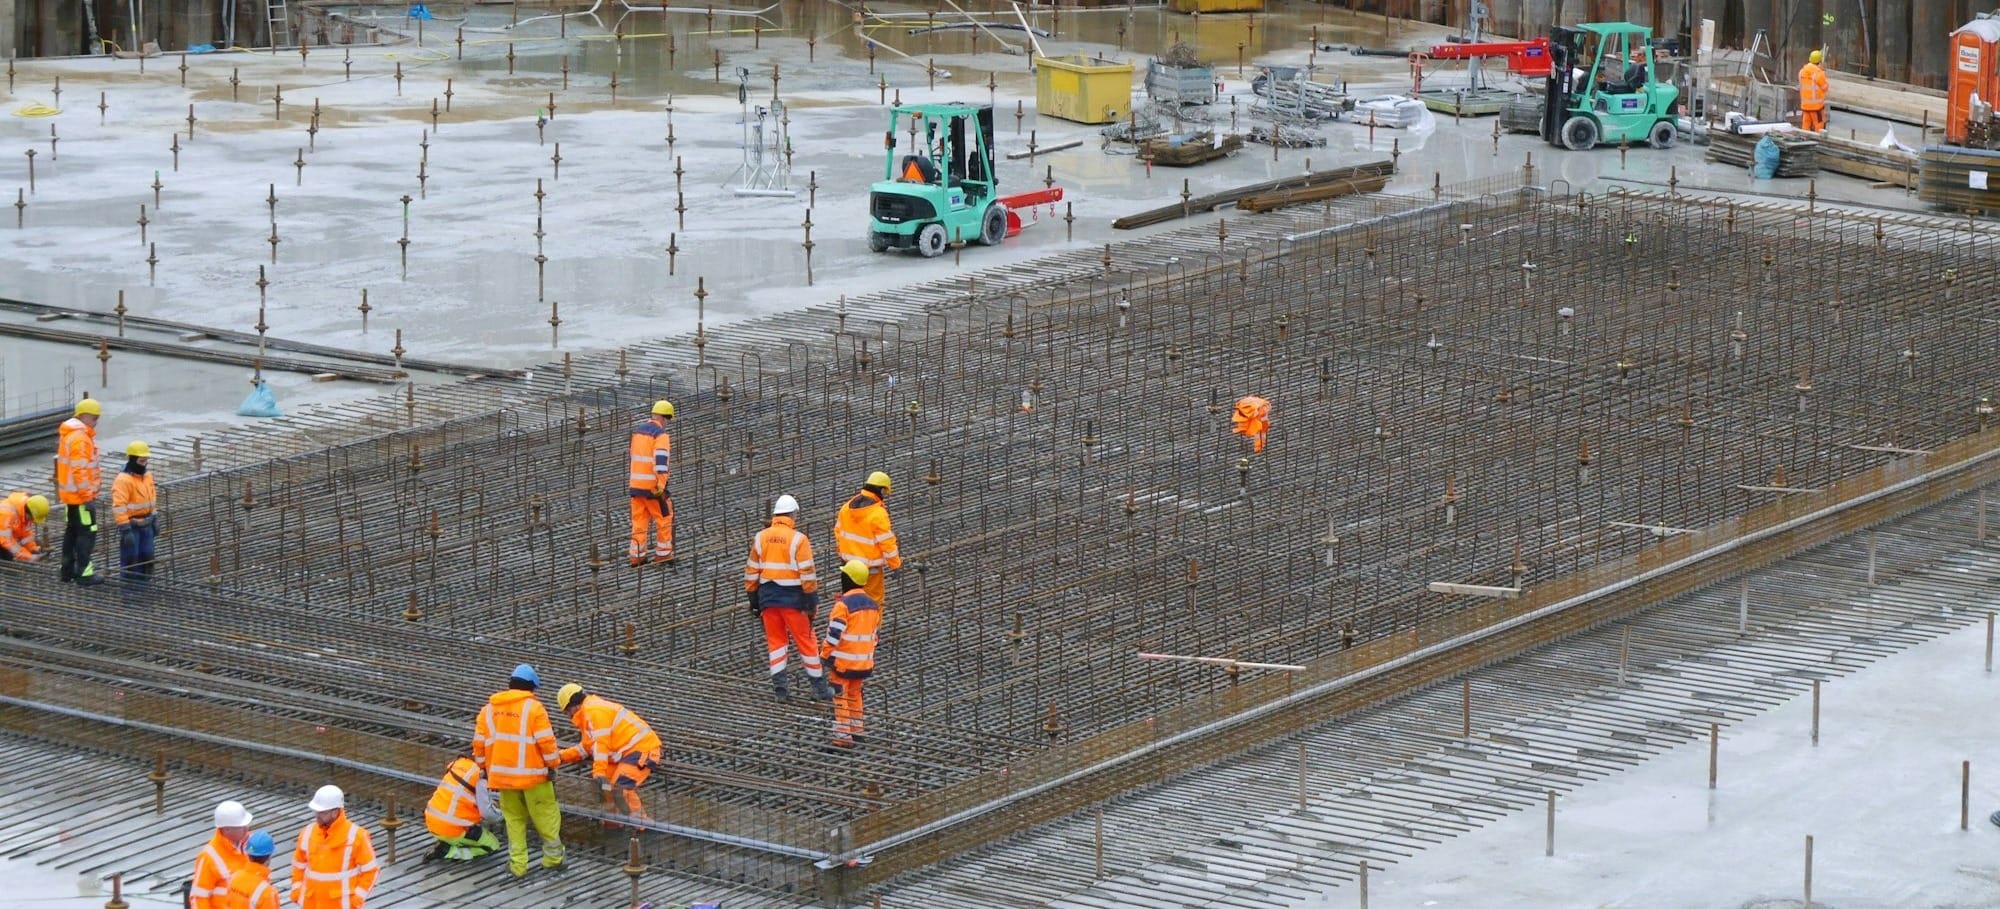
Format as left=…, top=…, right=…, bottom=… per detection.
left=219, top=830, right=279, bottom=908
left=472, top=663, right=566, bottom=877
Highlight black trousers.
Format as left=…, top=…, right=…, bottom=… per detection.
left=60, top=503, right=97, bottom=581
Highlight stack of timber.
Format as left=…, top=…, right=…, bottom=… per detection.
left=1138, top=131, right=1244, bottom=166
left=1918, top=145, right=2000, bottom=215
left=1705, top=128, right=1819, bottom=176
left=1812, top=130, right=1920, bottom=187
left=1825, top=72, right=1948, bottom=130
left=1111, top=159, right=1395, bottom=229
left=1236, top=173, right=1392, bottom=212
left=0, top=407, right=63, bottom=462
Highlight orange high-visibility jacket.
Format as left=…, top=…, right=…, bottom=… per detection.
left=0, top=492, right=39, bottom=560
left=112, top=470, right=156, bottom=526
left=1798, top=62, right=1829, bottom=110
left=557, top=695, right=663, bottom=778
left=188, top=831, right=249, bottom=909
left=55, top=418, right=99, bottom=505
left=473, top=689, right=561, bottom=790
left=219, top=864, right=279, bottom=909
left=822, top=590, right=881, bottom=678
left=627, top=418, right=671, bottom=496
left=424, top=756, right=489, bottom=839
left=743, top=515, right=818, bottom=595
left=289, top=812, right=378, bottom=909
left=1231, top=396, right=1271, bottom=452
left=834, top=490, right=901, bottom=571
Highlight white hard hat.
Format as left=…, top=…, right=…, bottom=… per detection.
left=212, top=800, right=253, bottom=828
left=772, top=494, right=799, bottom=516
left=307, top=785, right=345, bottom=812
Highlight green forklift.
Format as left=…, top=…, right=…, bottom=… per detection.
left=1540, top=22, right=1681, bottom=151
left=867, top=102, right=1065, bottom=257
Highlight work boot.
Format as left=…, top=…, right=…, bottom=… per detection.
left=809, top=677, right=834, bottom=702
left=772, top=675, right=790, bottom=702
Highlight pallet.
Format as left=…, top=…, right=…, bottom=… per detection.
left=1918, top=145, right=2000, bottom=214
left=1705, top=129, right=1818, bottom=177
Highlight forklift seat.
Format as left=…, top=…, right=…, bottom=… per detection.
left=899, top=155, right=941, bottom=184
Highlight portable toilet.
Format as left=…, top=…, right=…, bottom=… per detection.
left=1948, top=13, right=2000, bottom=145
left=1035, top=54, right=1135, bottom=124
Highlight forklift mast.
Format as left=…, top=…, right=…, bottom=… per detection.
left=1541, top=27, right=1585, bottom=145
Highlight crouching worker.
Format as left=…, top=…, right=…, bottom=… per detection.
left=424, top=753, right=501, bottom=862
left=556, top=683, right=663, bottom=825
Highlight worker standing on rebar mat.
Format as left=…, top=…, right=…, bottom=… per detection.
left=187, top=799, right=254, bottom=909
left=834, top=471, right=901, bottom=608
left=1799, top=49, right=1831, bottom=132
left=473, top=664, right=566, bottom=877
left=746, top=495, right=832, bottom=702
left=627, top=401, right=676, bottom=567
left=822, top=560, right=882, bottom=750
left=1232, top=396, right=1271, bottom=453
left=422, top=753, right=501, bottom=862
left=219, top=831, right=279, bottom=909
left=0, top=492, right=49, bottom=563
left=54, top=398, right=104, bottom=586
left=555, top=682, right=663, bottom=825
left=113, top=440, right=157, bottom=582
left=290, top=785, right=378, bottom=908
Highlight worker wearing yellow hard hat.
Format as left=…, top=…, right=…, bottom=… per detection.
left=834, top=470, right=901, bottom=607
left=0, top=491, right=50, bottom=563
left=626, top=401, right=676, bottom=566
left=113, top=440, right=158, bottom=582
left=554, top=682, right=663, bottom=824
left=55, top=397, right=104, bottom=585
left=1799, top=49, right=1830, bottom=132
left=821, top=559, right=883, bottom=749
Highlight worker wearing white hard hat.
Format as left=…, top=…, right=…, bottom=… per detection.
left=744, top=494, right=832, bottom=702
left=291, top=785, right=379, bottom=909
left=186, top=800, right=253, bottom=909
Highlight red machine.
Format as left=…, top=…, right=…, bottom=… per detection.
left=1424, top=37, right=1554, bottom=79
left=997, top=187, right=1063, bottom=237
left=1947, top=14, right=2000, bottom=146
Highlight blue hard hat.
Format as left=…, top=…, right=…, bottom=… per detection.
left=510, top=663, right=539, bottom=687
left=245, top=830, right=276, bottom=859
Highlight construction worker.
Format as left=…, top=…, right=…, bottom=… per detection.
left=54, top=398, right=103, bottom=585
left=112, top=440, right=157, bottom=581
left=472, top=664, right=565, bottom=877
left=834, top=471, right=901, bottom=607
left=290, top=785, right=378, bottom=909
left=555, top=683, right=663, bottom=824
left=1800, top=49, right=1830, bottom=132
left=187, top=799, right=254, bottom=909
left=0, top=491, right=49, bottom=563
left=423, top=753, right=501, bottom=862
left=1232, top=396, right=1271, bottom=453
left=822, top=560, right=882, bottom=749
left=219, top=831, right=279, bottom=909
left=745, top=495, right=831, bottom=702
left=627, top=401, right=675, bottom=566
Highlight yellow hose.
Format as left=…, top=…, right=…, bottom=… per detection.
left=12, top=102, right=60, bottom=117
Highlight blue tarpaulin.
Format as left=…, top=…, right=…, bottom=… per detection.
left=238, top=380, right=282, bottom=418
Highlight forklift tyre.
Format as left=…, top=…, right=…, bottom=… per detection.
left=868, top=232, right=891, bottom=253
left=1560, top=116, right=1599, bottom=151
left=978, top=204, right=1008, bottom=246
left=915, top=222, right=949, bottom=258
left=1647, top=120, right=1677, bottom=149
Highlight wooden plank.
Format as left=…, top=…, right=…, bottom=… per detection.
left=1236, top=175, right=1390, bottom=212
left=1824, top=71, right=1948, bottom=129
left=1110, top=160, right=1395, bottom=229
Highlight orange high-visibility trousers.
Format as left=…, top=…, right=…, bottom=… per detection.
left=832, top=677, right=865, bottom=744
left=1800, top=107, right=1826, bottom=131
left=629, top=497, right=673, bottom=563
left=760, top=608, right=823, bottom=678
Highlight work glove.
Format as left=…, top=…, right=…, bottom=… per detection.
left=746, top=587, right=761, bottom=616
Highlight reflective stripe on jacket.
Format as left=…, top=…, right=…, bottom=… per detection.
left=219, top=864, right=279, bottom=909
left=557, top=695, right=663, bottom=777
left=834, top=490, right=901, bottom=570
left=112, top=470, right=155, bottom=525
left=189, top=832, right=248, bottom=909
left=425, top=756, right=487, bottom=839
left=55, top=418, right=99, bottom=505
left=290, top=813, right=378, bottom=909
left=1798, top=62, right=1829, bottom=109
left=744, top=515, right=818, bottom=604
left=823, top=590, right=882, bottom=677
left=627, top=419, right=671, bottom=495
left=0, top=493, right=38, bottom=559
left=473, top=689, right=561, bottom=790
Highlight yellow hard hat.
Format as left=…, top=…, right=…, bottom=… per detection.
left=1808, top=50, right=1822, bottom=64
left=556, top=683, right=585, bottom=712
left=652, top=400, right=675, bottom=418
left=74, top=398, right=102, bottom=417
left=126, top=441, right=151, bottom=458
left=23, top=495, right=49, bottom=523
left=840, top=559, right=870, bottom=587
left=866, top=471, right=892, bottom=493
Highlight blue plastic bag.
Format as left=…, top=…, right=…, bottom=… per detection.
left=237, top=379, right=282, bottom=418
left=1752, top=134, right=1780, bottom=179
left=186, top=43, right=215, bottom=54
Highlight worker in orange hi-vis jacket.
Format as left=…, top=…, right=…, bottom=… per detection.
left=834, top=471, right=901, bottom=607
left=822, top=560, right=882, bottom=750
left=626, top=401, right=675, bottom=566
left=746, top=494, right=832, bottom=703
left=1232, top=396, right=1271, bottom=453
left=1799, top=49, right=1830, bottom=132
left=187, top=800, right=254, bottom=909
left=290, top=785, right=379, bottom=909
